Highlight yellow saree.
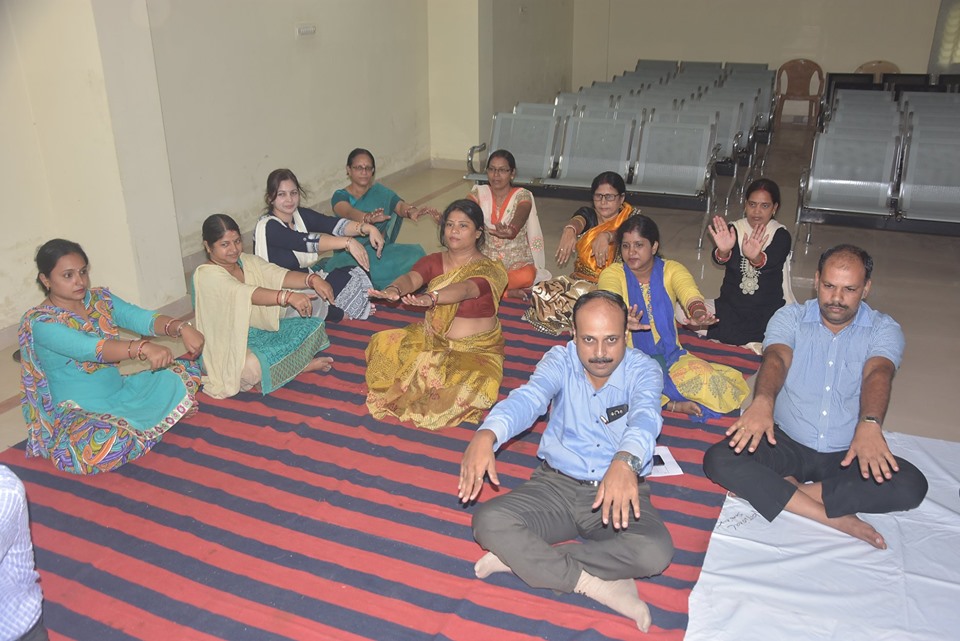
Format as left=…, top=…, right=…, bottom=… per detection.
left=365, top=257, right=508, bottom=430
left=524, top=203, right=635, bottom=335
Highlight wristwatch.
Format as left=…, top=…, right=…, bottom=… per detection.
left=860, top=415, right=883, bottom=427
left=612, top=451, right=644, bottom=476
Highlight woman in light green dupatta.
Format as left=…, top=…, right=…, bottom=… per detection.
left=325, top=148, right=438, bottom=289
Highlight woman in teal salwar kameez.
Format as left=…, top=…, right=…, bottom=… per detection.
left=19, top=239, right=204, bottom=474
left=325, top=148, right=437, bottom=289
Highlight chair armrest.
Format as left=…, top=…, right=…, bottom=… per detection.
left=467, top=143, right=487, bottom=175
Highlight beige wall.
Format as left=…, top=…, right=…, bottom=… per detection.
left=0, top=0, right=185, bottom=336
left=0, top=2, right=55, bottom=330
left=428, top=0, right=482, bottom=162
left=573, top=0, right=940, bottom=88
left=148, top=0, right=432, bottom=258
left=490, top=0, right=574, bottom=113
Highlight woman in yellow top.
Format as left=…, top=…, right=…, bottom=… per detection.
left=524, top=171, right=634, bottom=335
left=598, top=214, right=749, bottom=419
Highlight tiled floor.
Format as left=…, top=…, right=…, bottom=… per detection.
left=1, top=124, right=957, bottom=453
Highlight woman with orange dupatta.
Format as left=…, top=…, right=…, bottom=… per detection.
left=366, top=199, right=507, bottom=430
left=523, top=171, right=635, bottom=335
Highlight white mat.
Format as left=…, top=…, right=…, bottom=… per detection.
left=686, top=432, right=960, bottom=641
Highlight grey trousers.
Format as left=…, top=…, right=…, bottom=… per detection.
left=472, top=462, right=674, bottom=593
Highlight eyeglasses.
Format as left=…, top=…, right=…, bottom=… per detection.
left=593, top=193, right=623, bottom=202
left=745, top=200, right=773, bottom=210
left=486, top=166, right=512, bottom=175
left=350, top=165, right=374, bottom=173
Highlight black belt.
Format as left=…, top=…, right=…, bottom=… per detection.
left=541, top=460, right=645, bottom=486
left=541, top=460, right=601, bottom=487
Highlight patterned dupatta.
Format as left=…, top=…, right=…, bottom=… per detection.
left=474, top=185, right=550, bottom=282
left=423, top=257, right=507, bottom=343
left=573, top=203, right=634, bottom=282
left=19, top=289, right=121, bottom=458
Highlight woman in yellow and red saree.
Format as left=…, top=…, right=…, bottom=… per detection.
left=366, top=199, right=507, bottom=430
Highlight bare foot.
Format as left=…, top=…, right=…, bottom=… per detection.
left=672, top=400, right=703, bottom=417
left=303, top=356, right=333, bottom=374
left=474, top=551, right=511, bottom=578
left=832, top=514, right=887, bottom=549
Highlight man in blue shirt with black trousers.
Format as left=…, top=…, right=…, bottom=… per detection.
left=704, top=244, right=927, bottom=550
left=458, top=290, right=673, bottom=633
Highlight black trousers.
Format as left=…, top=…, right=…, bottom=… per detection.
left=703, top=426, right=928, bottom=521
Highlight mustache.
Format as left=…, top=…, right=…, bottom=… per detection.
left=589, top=357, right=614, bottom=364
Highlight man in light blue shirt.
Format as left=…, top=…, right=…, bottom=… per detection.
left=458, top=290, right=673, bottom=632
left=704, top=245, right=927, bottom=550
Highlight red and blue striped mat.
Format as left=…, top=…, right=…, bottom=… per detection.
left=1, top=300, right=760, bottom=640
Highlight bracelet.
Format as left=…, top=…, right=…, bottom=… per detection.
left=136, top=339, right=149, bottom=361
left=687, top=300, right=707, bottom=317
left=276, top=289, right=283, bottom=306
left=162, top=318, right=175, bottom=337
left=127, top=339, right=135, bottom=360
left=563, top=224, right=579, bottom=235
left=668, top=400, right=676, bottom=412
left=714, top=248, right=732, bottom=264
left=358, top=222, right=368, bottom=237
left=306, top=272, right=317, bottom=289
left=175, top=321, right=191, bottom=337
left=385, top=284, right=402, bottom=296
left=749, top=251, right=767, bottom=269
left=362, top=212, right=372, bottom=224
left=344, top=237, right=353, bottom=250
left=426, top=290, right=439, bottom=308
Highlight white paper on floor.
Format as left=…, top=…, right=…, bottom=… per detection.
left=686, top=432, right=960, bottom=641
left=650, top=445, right=682, bottom=478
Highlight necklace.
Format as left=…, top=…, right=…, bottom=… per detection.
left=489, top=187, right=516, bottom=225
left=739, top=256, right=759, bottom=295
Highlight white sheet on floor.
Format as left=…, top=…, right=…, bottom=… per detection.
left=686, top=432, right=960, bottom=641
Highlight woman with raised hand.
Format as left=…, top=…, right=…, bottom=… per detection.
left=706, top=178, right=795, bottom=349
left=19, top=239, right=203, bottom=474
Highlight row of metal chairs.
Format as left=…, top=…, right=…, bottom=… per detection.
left=464, top=58, right=779, bottom=247
left=465, top=112, right=721, bottom=246
left=799, top=90, right=960, bottom=238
